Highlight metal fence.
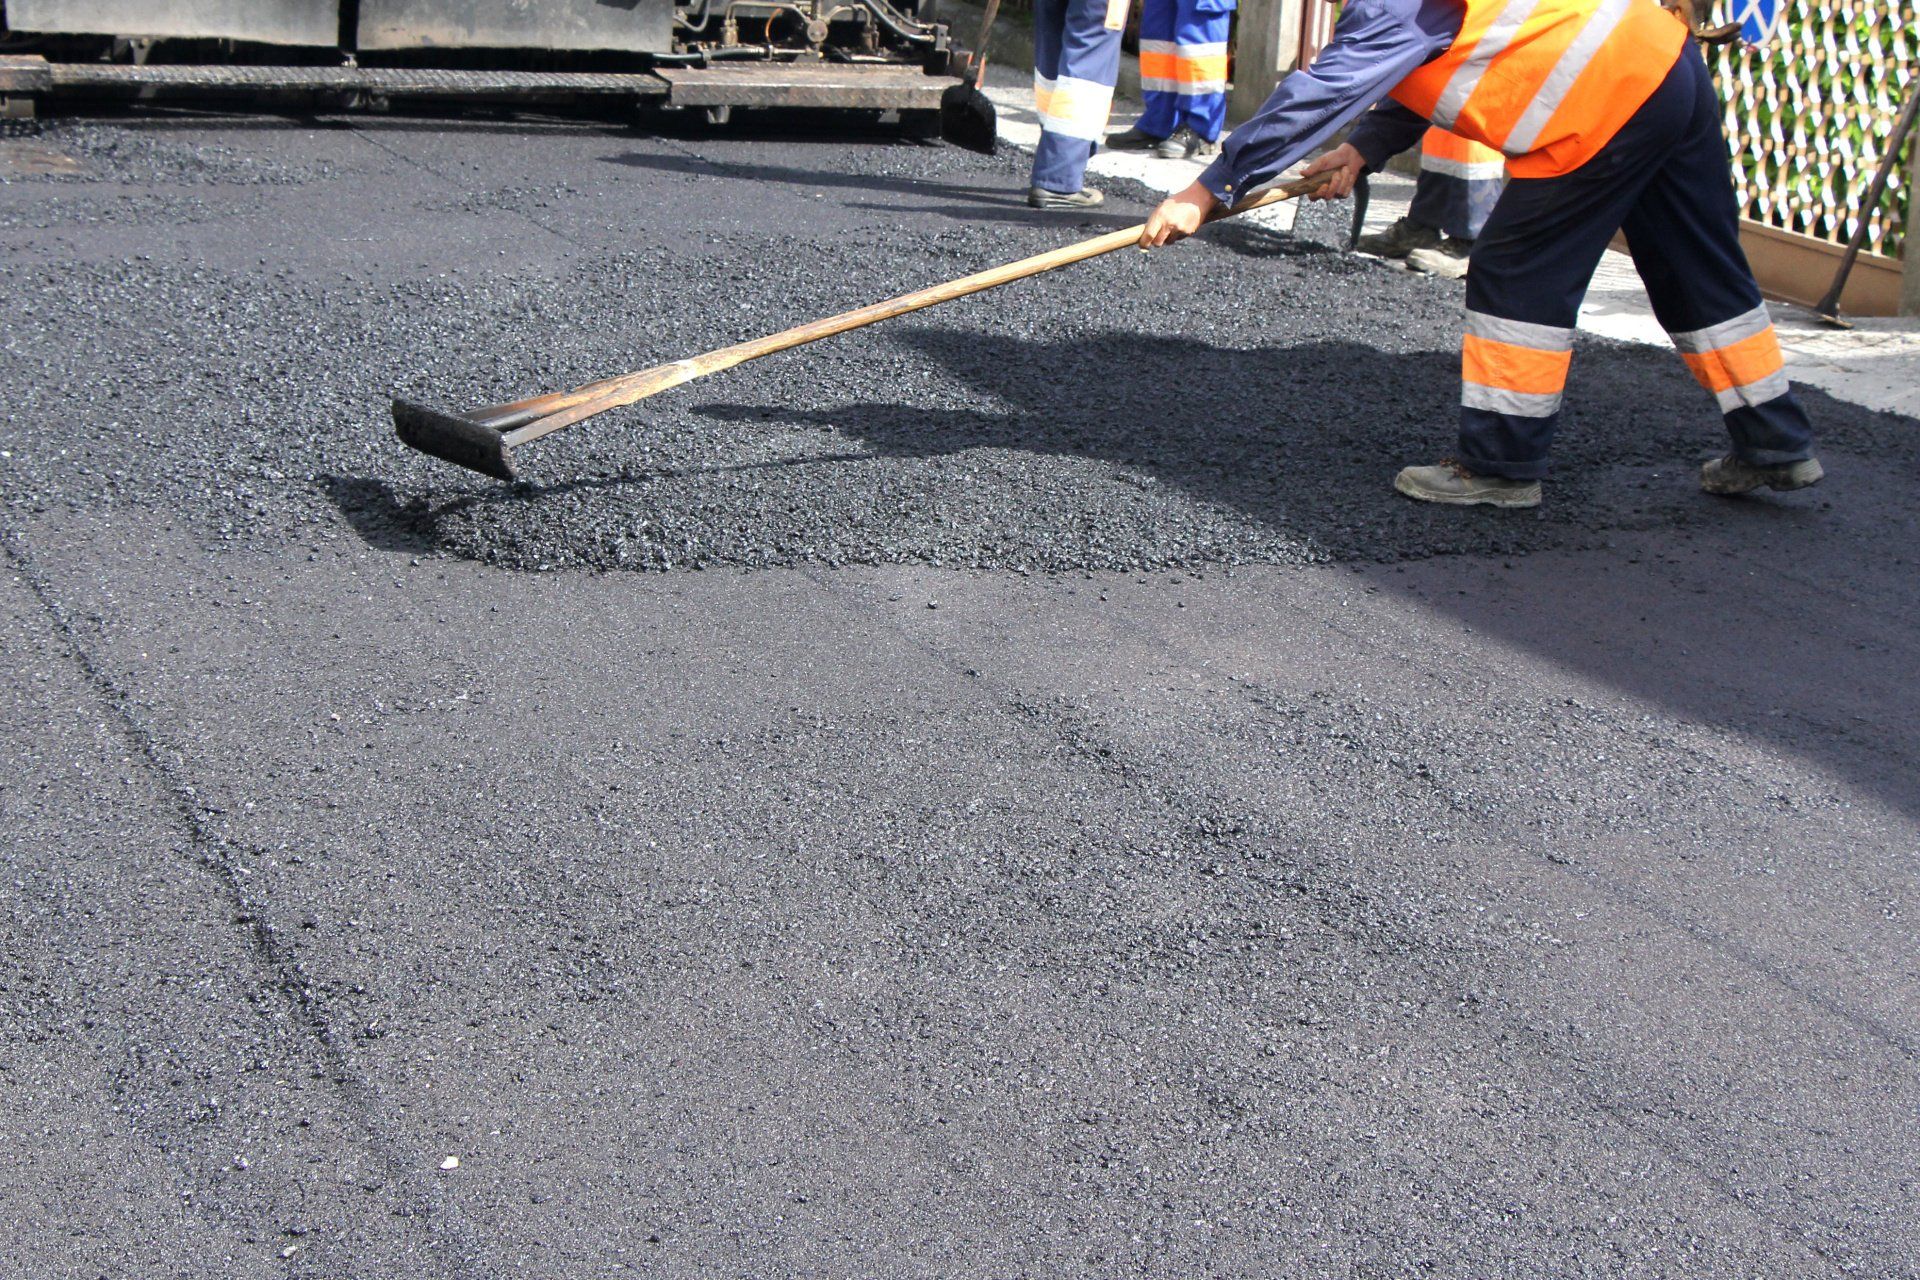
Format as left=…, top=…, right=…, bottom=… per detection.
left=1298, top=0, right=1338, bottom=64
left=1711, top=0, right=1915, bottom=259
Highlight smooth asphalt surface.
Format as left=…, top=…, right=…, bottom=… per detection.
left=2, top=107, right=1917, bottom=1279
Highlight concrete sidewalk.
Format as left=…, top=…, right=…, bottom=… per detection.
left=983, top=74, right=1920, bottom=420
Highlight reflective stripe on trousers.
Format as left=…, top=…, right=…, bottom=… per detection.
left=1413, top=127, right=1508, bottom=241
left=1138, top=39, right=1229, bottom=96
left=1033, top=73, right=1117, bottom=141
left=1461, top=311, right=1573, bottom=419
left=1670, top=304, right=1792, bottom=413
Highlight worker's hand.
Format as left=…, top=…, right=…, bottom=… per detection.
left=1140, top=182, right=1218, bottom=249
left=1301, top=143, right=1366, bottom=200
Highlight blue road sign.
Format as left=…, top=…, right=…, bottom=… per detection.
left=1731, top=0, right=1784, bottom=45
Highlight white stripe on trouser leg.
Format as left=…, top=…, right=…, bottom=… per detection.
left=1431, top=0, right=1543, bottom=130
left=1714, top=371, right=1792, bottom=412
left=1669, top=304, right=1773, bottom=354
left=1034, top=73, right=1115, bottom=143
left=1465, top=311, right=1574, bottom=352
left=1142, top=78, right=1228, bottom=95
left=1463, top=384, right=1563, bottom=417
left=1503, top=0, right=1634, bottom=153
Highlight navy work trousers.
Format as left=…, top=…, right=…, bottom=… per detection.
left=1458, top=44, right=1816, bottom=480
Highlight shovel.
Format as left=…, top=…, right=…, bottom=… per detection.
left=394, top=173, right=1331, bottom=482
left=1815, top=81, right=1919, bottom=328
left=939, top=0, right=1002, bottom=154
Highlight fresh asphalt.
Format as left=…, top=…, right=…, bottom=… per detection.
left=1, top=108, right=1916, bottom=1278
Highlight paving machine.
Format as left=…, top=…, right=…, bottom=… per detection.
left=0, top=0, right=959, bottom=124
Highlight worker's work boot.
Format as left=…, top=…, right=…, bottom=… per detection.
left=1406, top=237, right=1473, bottom=279
left=1394, top=460, right=1542, bottom=508
left=1029, top=185, right=1105, bottom=210
left=1699, top=453, right=1824, bottom=495
left=1353, top=216, right=1442, bottom=259
left=1105, top=125, right=1163, bottom=151
left=1155, top=127, right=1220, bottom=160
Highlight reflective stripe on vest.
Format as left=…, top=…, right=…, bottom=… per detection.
left=1391, top=0, right=1686, bottom=179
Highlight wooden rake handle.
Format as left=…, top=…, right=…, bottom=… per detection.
left=970, top=0, right=1002, bottom=87
left=499, top=172, right=1332, bottom=448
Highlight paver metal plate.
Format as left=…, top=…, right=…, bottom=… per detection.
left=43, top=63, right=672, bottom=98
left=356, top=0, right=671, bottom=53
left=659, top=63, right=949, bottom=109
left=0, top=56, right=55, bottom=93
left=6, top=0, right=339, bottom=45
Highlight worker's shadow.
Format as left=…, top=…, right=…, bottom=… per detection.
left=695, top=326, right=1919, bottom=822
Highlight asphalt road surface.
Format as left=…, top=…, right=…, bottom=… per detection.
left=2, top=107, right=1916, bottom=1279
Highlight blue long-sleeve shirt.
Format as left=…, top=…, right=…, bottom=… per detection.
left=1197, top=0, right=1464, bottom=206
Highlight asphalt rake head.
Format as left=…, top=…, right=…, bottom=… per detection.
left=392, top=399, right=521, bottom=482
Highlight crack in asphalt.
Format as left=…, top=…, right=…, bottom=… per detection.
left=347, top=120, right=590, bottom=250
left=0, top=520, right=490, bottom=1275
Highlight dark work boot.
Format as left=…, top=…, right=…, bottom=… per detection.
left=1354, top=216, right=1442, bottom=260
left=1154, top=127, right=1219, bottom=159
left=1105, top=125, right=1163, bottom=151
left=1699, top=454, right=1824, bottom=495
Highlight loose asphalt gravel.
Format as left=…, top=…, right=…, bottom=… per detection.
left=2, top=106, right=1917, bottom=1279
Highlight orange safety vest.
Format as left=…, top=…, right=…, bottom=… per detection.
left=1390, top=0, right=1688, bottom=180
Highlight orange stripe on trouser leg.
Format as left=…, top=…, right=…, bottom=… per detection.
left=1679, top=327, right=1784, bottom=394
left=1139, top=51, right=1227, bottom=84
left=1463, top=334, right=1573, bottom=396
left=1033, top=76, right=1114, bottom=140
left=1138, top=50, right=1178, bottom=80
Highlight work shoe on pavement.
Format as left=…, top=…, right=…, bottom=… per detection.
left=1406, top=237, right=1473, bottom=279
left=1699, top=453, right=1825, bottom=495
left=1353, top=216, right=1442, bottom=259
left=1394, top=460, right=1542, bottom=508
left=1154, top=127, right=1220, bottom=159
left=1105, top=124, right=1163, bottom=151
left=1028, top=185, right=1105, bottom=210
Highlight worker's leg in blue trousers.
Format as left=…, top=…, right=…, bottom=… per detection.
left=1137, top=0, right=1232, bottom=142
left=1618, top=52, right=1817, bottom=466
left=1407, top=129, right=1506, bottom=243
left=1135, top=0, right=1177, bottom=139
left=1455, top=44, right=1814, bottom=479
left=1031, top=0, right=1123, bottom=195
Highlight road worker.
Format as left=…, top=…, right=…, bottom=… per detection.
left=1355, top=126, right=1508, bottom=278
left=1106, top=0, right=1236, bottom=159
left=1139, top=0, right=1822, bottom=508
left=1029, top=0, right=1129, bottom=209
